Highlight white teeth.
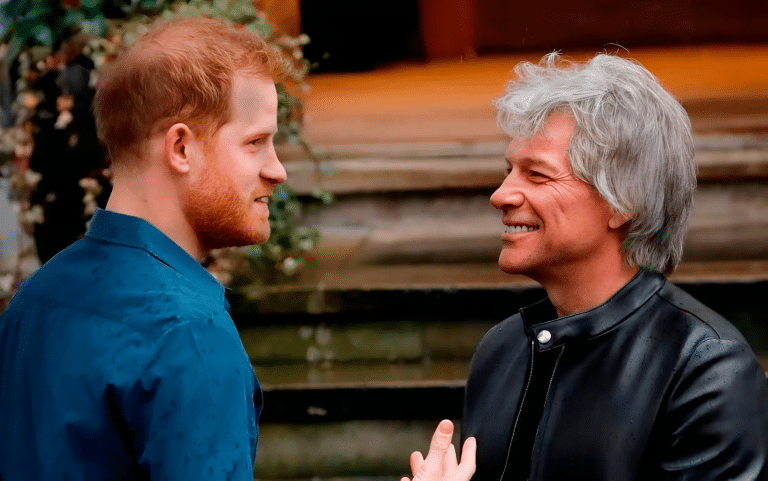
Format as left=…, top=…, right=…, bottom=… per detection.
left=505, top=225, right=539, bottom=233
left=255, top=197, right=269, bottom=203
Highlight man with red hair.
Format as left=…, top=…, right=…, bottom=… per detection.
left=0, top=17, right=474, bottom=481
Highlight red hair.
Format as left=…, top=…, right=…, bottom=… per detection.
left=93, top=17, right=295, bottom=164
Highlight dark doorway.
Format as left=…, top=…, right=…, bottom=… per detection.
left=477, top=0, right=768, bottom=54
left=301, top=0, right=423, bottom=73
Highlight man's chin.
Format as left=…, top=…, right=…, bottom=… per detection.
left=499, top=264, right=523, bottom=275
left=250, top=225, right=271, bottom=246
left=230, top=219, right=270, bottom=247
left=498, top=256, right=522, bottom=274
left=498, top=258, right=535, bottom=277
left=228, top=233, right=270, bottom=249
left=201, top=225, right=270, bottom=250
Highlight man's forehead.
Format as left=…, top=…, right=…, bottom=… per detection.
left=230, top=74, right=277, bottom=117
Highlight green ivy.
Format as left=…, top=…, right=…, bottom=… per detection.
left=1, top=0, right=326, bottom=296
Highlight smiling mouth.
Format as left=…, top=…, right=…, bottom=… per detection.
left=505, top=225, right=540, bottom=233
left=255, top=196, right=270, bottom=203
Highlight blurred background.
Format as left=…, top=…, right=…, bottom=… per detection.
left=1, top=1, right=768, bottom=479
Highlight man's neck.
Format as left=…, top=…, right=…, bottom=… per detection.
left=535, top=258, right=640, bottom=318
left=106, top=171, right=206, bottom=261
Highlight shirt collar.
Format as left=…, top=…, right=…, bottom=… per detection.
left=520, top=270, right=666, bottom=351
left=85, top=208, right=226, bottom=303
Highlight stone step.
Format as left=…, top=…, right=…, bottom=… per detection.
left=292, top=181, right=768, bottom=268
left=247, top=310, right=767, bottom=479
left=235, top=273, right=768, bottom=382
left=279, top=134, right=768, bottom=195
left=239, top=321, right=488, bottom=365
left=238, top=277, right=768, bottom=362
left=235, top=263, right=768, bottom=423
left=254, top=47, right=768, bottom=479
left=244, top=133, right=768, bottom=477
left=261, top=382, right=464, bottom=423
left=255, top=355, right=768, bottom=419
left=273, top=135, right=768, bottom=285
left=253, top=420, right=459, bottom=480
left=242, top=275, right=768, bottom=478
left=233, top=257, right=768, bottom=314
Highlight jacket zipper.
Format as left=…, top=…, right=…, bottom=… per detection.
left=498, top=342, right=565, bottom=481
left=498, top=339, right=536, bottom=481
left=529, top=346, right=565, bottom=479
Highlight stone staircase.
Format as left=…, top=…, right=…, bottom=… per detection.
left=231, top=49, right=768, bottom=480
left=234, top=135, right=768, bottom=480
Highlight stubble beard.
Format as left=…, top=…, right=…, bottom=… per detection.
left=185, top=160, right=270, bottom=251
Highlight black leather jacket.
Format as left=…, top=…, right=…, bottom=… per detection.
left=462, top=271, right=768, bottom=480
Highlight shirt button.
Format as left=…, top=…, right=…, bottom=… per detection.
left=537, top=330, right=552, bottom=344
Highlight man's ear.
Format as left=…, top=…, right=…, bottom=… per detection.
left=608, top=208, right=631, bottom=230
left=164, top=123, right=198, bottom=174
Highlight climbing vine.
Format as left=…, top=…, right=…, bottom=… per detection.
left=0, top=0, right=327, bottom=309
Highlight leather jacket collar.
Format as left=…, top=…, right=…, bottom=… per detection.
left=521, top=270, right=666, bottom=351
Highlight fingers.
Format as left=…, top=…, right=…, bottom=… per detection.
left=413, top=419, right=455, bottom=480
left=442, top=443, right=458, bottom=474
left=406, top=421, right=473, bottom=481
left=410, top=450, right=425, bottom=476
left=453, top=437, right=477, bottom=481
left=428, top=419, right=455, bottom=456
left=461, top=436, right=477, bottom=463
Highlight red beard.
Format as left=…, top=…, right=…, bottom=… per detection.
left=185, top=160, right=270, bottom=251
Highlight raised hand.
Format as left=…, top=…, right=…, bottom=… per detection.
left=402, top=419, right=476, bottom=481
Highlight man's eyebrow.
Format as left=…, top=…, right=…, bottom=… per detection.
left=246, top=126, right=278, bottom=136
left=505, top=156, right=556, bottom=170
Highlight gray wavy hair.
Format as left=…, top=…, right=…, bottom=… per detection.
left=495, top=53, right=696, bottom=274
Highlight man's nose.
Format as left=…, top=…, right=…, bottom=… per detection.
left=490, top=176, right=525, bottom=210
left=262, top=150, right=287, bottom=184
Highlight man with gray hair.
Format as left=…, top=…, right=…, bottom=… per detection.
left=461, top=53, right=768, bottom=480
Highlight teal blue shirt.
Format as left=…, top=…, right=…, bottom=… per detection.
left=0, top=209, right=260, bottom=480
